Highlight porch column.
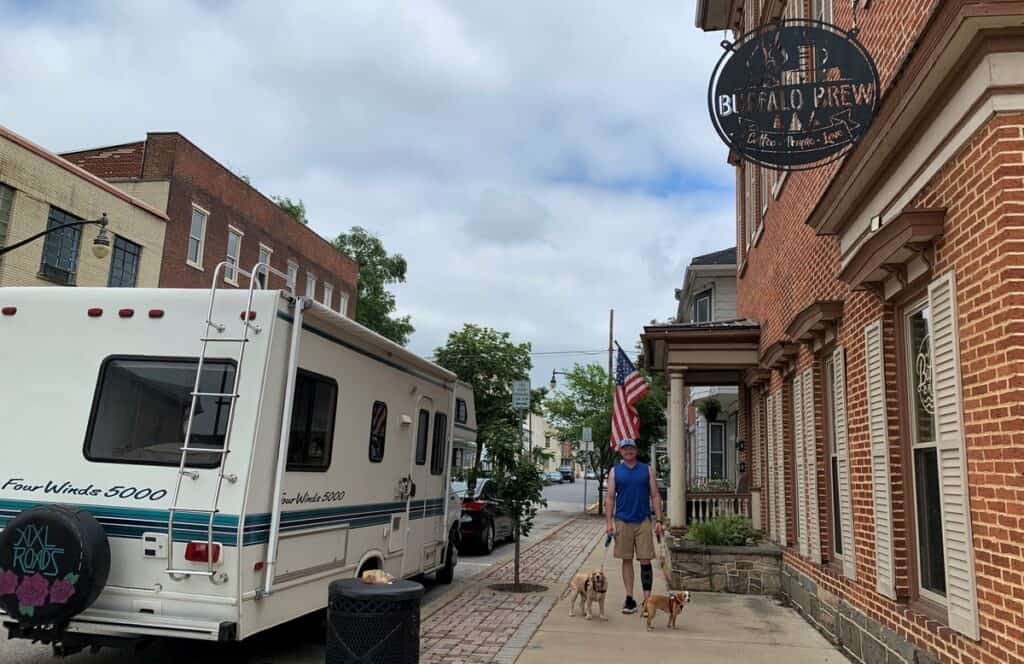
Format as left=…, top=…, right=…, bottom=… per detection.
left=669, top=370, right=686, bottom=529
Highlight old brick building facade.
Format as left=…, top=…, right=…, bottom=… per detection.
left=642, top=1, right=1024, bottom=663
left=62, top=133, right=357, bottom=314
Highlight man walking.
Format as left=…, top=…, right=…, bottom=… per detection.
left=605, top=438, right=662, bottom=614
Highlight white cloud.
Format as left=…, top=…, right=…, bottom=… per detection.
left=0, top=0, right=736, bottom=386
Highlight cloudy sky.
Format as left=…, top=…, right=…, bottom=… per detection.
left=1, top=0, right=734, bottom=387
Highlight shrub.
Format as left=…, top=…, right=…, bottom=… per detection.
left=686, top=515, right=755, bottom=546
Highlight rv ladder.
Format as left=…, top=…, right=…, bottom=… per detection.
left=165, top=260, right=294, bottom=581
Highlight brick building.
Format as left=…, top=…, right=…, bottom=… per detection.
left=62, top=133, right=357, bottom=314
left=642, top=1, right=1024, bottom=663
left=0, top=125, right=167, bottom=289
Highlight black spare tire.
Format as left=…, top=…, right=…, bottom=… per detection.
left=0, top=505, right=111, bottom=625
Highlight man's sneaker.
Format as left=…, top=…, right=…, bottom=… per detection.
left=622, top=596, right=638, bottom=614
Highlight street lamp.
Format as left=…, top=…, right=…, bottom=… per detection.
left=549, top=369, right=570, bottom=391
left=0, top=213, right=111, bottom=259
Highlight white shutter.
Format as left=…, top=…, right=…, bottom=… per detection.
left=832, top=346, right=856, bottom=579
left=803, top=367, right=822, bottom=564
left=793, top=374, right=808, bottom=557
left=928, top=272, right=980, bottom=640
left=752, top=389, right=762, bottom=489
left=865, top=320, right=896, bottom=599
left=775, top=391, right=787, bottom=547
left=766, top=393, right=776, bottom=541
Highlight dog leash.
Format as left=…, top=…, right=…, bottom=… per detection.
left=600, top=533, right=613, bottom=571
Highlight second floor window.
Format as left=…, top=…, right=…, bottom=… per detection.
left=108, top=236, right=142, bottom=288
left=339, top=292, right=350, bottom=317
left=306, top=271, right=316, bottom=299
left=323, top=283, right=334, bottom=308
left=40, top=207, right=82, bottom=285
left=813, top=0, right=834, bottom=24
left=257, top=244, right=272, bottom=288
left=287, top=261, right=298, bottom=293
left=226, top=228, right=242, bottom=285
left=188, top=206, right=207, bottom=267
left=694, top=289, right=712, bottom=323
left=0, top=183, right=13, bottom=255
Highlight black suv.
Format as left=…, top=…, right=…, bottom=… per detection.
left=558, top=465, right=575, bottom=483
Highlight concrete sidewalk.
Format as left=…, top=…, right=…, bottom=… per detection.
left=516, top=532, right=846, bottom=664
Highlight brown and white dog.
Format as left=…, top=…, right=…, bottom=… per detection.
left=567, top=569, right=608, bottom=620
left=642, top=591, right=691, bottom=631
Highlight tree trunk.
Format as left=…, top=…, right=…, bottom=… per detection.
left=513, top=521, right=521, bottom=589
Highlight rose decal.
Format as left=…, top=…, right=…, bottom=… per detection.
left=0, top=569, right=18, bottom=595
left=49, top=579, right=76, bottom=605
left=15, top=573, right=49, bottom=617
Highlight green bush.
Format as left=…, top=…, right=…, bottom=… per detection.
left=686, top=515, right=755, bottom=546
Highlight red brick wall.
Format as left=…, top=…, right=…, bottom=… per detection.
left=64, top=133, right=358, bottom=316
left=733, top=1, right=1024, bottom=662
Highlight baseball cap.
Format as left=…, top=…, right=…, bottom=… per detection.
left=618, top=438, right=636, bottom=448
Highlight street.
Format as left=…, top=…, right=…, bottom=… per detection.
left=0, top=488, right=587, bottom=664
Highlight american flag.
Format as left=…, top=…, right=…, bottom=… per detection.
left=611, top=346, right=650, bottom=449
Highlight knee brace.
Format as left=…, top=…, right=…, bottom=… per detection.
left=640, top=563, right=653, bottom=592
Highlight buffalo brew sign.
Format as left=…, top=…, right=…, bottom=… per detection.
left=708, top=20, right=880, bottom=171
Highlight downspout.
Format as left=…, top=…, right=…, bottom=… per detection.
left=261, top=296, right=309, bottom=597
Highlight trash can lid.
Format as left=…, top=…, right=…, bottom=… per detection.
left=329, top=578, right=425, bottom=602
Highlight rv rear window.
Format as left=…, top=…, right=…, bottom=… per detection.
left=369, top=401, right=387, bottom=463
left=287, top=370, right=338, bottom=472
left=85, top=357, right=237, bottom=468
left=415, top=409, right=430, bottom=465
left=430, top=412, right=448, bottom=476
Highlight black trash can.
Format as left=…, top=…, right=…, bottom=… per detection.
left=326, top=578, right=424, bottom=664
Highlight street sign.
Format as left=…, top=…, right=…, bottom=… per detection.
left=511, top=379, right=531, bottom=410
left=582, top=427, right=592, bottom=444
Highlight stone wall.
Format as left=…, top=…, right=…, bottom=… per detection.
left=781, top=564, right=933, bottom=664
left=666, top=537, right=781, bottom=595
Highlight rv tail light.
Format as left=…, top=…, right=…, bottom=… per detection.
left=149, top=309, right=165, bottom=319
left=240, top=310, right=256, bottom=321
left=184, top=541, right=221, bottom=564
left=253, top=561, right=265, bottom=571
left=1, top=307, right=15, bottom=316
left=118, top=308, right=135, bottom=318
left=87, top=308, right=103, bottom=318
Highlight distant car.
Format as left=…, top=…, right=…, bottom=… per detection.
left=558, top=465, right=575, bottom=483
left=585, top=469, right=597, bottom=480
left=538, top=470, right=550, bottom=485
left=545, top=471, right=564, bottom=484
left=459, top=478, right=513, bottom=554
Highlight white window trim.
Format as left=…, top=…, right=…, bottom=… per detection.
left=257, top=243, right=274, bottom=288
left=693, top=288, right=714, bottom=324
left=287, top=260, right=299, bottom=294
left=772, top=171, right=789, bottom=199
left=187, top=204, right=209, bottom=271
left=323, top=282, right=334, bottom=308
left=225, top=225, right=244, bottom=287
left=306, top=271, right=317, bottom=299
left=339, top=292, right=350, bottom=317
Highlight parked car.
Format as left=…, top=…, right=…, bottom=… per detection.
left=539, top=470, right=551, bottom=485
left=585, top=469, right=597, bottom=480
left=545, top=470, right=564, bottom=484
left=558, top=465, right=575, bottom=483
left=459, top=478, right=514, bottom=554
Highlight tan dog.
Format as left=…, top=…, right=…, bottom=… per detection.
left=361, top=569, right=395, bottom=585
left=567, top=569, right=608, bottom=620
left=643, top=591, right=690, bottom=630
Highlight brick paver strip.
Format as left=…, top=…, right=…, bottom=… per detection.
left=420, top=517, right=605, bottom=664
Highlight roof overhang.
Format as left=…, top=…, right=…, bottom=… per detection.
left=761, top=341, right=800, bottom=370
left=642, top=321, right=761, bottom=386
left=695, top=0, right=743, bottom=31
left=786, top=300, right=844, bottom=350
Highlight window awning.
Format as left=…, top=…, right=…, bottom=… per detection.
left=641, top=319, right=761, bottom=386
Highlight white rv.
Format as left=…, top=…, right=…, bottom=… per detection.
left=0, top=266, right=464, bottom=654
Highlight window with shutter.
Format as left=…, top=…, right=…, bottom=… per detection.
left=775, top=391, right=787, bottom=547
left=927, top=272, right=979, bottom=640
left=766, top=393, right=776, bottom=541
left=793, top=374, right=808, bottom=557
left=803, top=367, right=822, bottom=564
left=832, top=347, right=856, bottom=579
left=865, top=320, right=896, bottom=598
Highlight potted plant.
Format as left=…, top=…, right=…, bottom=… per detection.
left=697, top=397, right=721, bottom=422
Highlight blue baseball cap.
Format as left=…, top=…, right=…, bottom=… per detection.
left=618, top=439, right=636, bottom=448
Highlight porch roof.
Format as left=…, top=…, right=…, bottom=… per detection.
left=641, top=319, right=761, bottom=386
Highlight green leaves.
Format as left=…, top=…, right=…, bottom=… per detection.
left=333, top=226, right=415, bottom=345
left=272, top=196, right=308, bottom=224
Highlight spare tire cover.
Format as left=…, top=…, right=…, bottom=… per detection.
left=0, top=505, right=111, bottom=625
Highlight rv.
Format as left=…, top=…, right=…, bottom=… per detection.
left=0, top=265, right=464, bottom=654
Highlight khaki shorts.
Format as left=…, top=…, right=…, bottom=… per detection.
left=614, top=518, right=656, bottom=561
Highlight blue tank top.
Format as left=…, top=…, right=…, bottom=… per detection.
left=614, top=462, right=651, bottom=524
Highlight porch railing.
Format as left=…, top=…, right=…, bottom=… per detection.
left=686, top=491, right=752, bottom=525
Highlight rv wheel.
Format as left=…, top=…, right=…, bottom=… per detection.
left=436, top=534, right=458, bottom=584
left=0, top=505, right=111, bottom=626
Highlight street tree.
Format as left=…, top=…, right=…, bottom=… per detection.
left=482, top=421, right=547, bottom=589
left=544, top=362, right=665, bottom=514
left=273, top=196, right=308, bottom=224
left=433, top=324, right=532, bottom=467
left=333, top=226, right=415, bottom=346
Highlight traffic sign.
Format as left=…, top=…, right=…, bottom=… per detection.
left=511, top=379, right=531, bottom=410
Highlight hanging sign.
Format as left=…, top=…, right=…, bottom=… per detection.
left=708, top=20, right=880, bottom=171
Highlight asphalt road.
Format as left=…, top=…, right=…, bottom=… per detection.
left=1, top=497, right=582, bottom=664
